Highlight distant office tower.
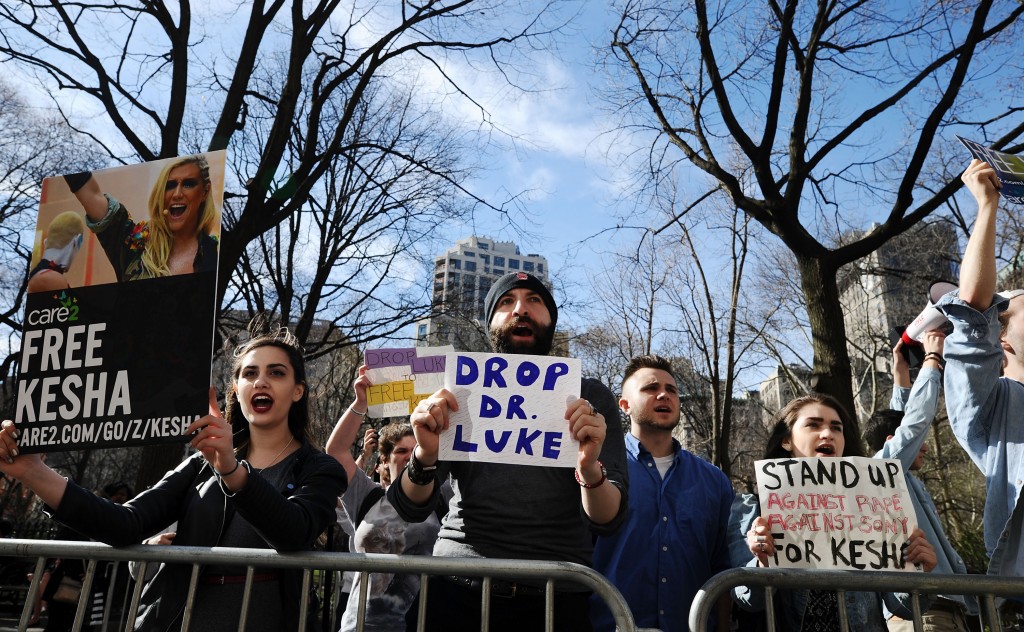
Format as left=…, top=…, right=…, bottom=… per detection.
left=415, top=236, right=551, bottom=352
left=758, top=364, right=816, bottom=418
left=756, top=223, right=957, bottom=422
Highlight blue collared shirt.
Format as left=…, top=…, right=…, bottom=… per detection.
left=936, top=292, right=1024, bottom=577
left=591, top=433, right=734, bottom=632
left=880, top=368, right=976, bottom=614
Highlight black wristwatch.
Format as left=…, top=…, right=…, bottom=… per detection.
left=406, top=451, right=438, bottom=486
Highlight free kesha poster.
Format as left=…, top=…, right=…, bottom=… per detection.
left=15, top=151, right=225, bottom=452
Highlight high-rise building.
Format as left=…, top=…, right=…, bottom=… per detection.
left=415, top=236, right=551, bottom=351
left=758, top=364, right=815, bottom=417
left=754, top=223, right=957, bottom=424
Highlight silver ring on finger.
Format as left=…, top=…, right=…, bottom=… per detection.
left=427, top=402, right=437, bottom=412
left=756, top=535, right=766, bottom=544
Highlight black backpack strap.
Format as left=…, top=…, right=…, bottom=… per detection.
left=354, top=486, right=387, bottom=527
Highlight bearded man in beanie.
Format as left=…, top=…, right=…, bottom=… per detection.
left=389, top=272, right=628, bottom=632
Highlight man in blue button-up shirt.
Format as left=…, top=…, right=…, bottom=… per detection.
left=591, top=354, right=734, bottom=632
left=934, top=160, right=1024, bottom=625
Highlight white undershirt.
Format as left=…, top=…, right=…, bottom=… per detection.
left=653, top=454, right=674, bottom=479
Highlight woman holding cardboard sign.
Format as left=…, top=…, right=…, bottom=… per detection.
left=0, top=325, right=346, bottom=631
left=731, top=393, right=937, bottom=632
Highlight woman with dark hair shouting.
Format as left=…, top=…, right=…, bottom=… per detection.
left=0, top=326, right=346, bottom=631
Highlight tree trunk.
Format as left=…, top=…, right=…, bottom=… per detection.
left=795, top=254, right=865, bottom=455
left=717, top=391, right=733, bottom=478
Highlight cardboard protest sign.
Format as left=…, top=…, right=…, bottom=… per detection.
left=754, top=456, right=920, bottom=571
left=958, top=136, right=1024, bottom=204
left=439, top=352, right=581, bottom=467
left=15, top=152, right=225, bottom=452
left=363, top=346, right=454, bottom=417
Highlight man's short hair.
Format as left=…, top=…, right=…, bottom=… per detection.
left=622, top=354, right=676, bottom=388
left=862, top=409, right=905, bottom=453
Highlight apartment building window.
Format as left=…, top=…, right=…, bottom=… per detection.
left=508, top=259, right=520, bottom=270
left=465, top=261, right=477, bottom=272
left=523, top=261, right=534, bottom=272
left=494, top=256, right=505, bottom=267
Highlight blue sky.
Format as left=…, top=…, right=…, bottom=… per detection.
left=427, top=5, right=643, bottom=315
left=9, top=1, right=1015, bottom=393
left=2, top=3, right=637, bottom=363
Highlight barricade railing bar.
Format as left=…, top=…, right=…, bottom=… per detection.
left=0, top=539, right=654, bottom=632
left=689, top=567, right=1024, bottom=632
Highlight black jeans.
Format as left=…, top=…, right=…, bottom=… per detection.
left=419, top=576, right=594, bottom=632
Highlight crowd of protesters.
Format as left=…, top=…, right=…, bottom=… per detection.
left=1, top=159, right=1021, bottom=631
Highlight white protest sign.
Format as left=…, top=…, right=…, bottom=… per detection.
left=364, top=346, right=454, bottom=417
left=439, top=352, right=581, bottom=467
left=754, top=456, right=920, bottom=571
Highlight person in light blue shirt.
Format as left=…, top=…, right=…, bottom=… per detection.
left=934, top=159, right=1024, bottom=627
left=863, top=333, right=978, bottom=631
left=591, top=354, right=734, bottom=632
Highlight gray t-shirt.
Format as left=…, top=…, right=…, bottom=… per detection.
left=190, top=459, right=290, bottom=632
left=340, top=470, right=440, bottom=632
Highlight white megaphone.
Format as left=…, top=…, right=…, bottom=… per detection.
left=900, top=280, right=958, bottom=345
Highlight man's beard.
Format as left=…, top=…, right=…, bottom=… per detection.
left=490, top=315, right=555, bottom=355
left=631, top=412, right=680, bottom=432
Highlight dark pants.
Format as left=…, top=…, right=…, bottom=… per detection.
left=44, top=601, right=77, bottom=632
left=420, top=577, right=594, bottom=632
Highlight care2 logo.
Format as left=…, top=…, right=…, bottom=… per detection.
left=26, top=290, right=80, bottom=326
left=56, top=291, right=80, bottom=320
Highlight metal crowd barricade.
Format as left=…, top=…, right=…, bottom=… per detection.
left=689, top=566, right=1024, bottom=632
left=0, top=539, right=652, bottom=632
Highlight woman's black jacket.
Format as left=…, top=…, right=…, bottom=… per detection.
left=47, top=442, right=346, bottom=631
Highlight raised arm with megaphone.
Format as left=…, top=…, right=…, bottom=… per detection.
left=900, top=280, right=958, bottom=345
